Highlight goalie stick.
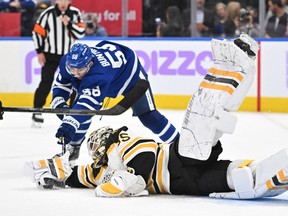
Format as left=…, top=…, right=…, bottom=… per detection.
left=0, top=79, right=149, bottom=120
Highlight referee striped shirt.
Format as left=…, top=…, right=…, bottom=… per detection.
left=32, top=4, right=85, bottom=55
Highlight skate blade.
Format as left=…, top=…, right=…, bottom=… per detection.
left=31, top=121, right=43, bottom=128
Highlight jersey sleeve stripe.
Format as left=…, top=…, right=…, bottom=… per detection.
left=76, top=102, right=97, bottom=110
left=119, top=137, right=140, bottom=156
left=79, top=95, right=103, bottom=106
left=87, top=165, right=97, bottom=185
left=76, top=22, right=85, bottom=28
left=147, top=176, right=156, bottom=194
left=156, top=149, right=165, bottom=193
left=106, top=143, right=116, bottom=155
left=53, top=85, right=72, bottom=93
left=33, top=23, right=46, bottom=37
left=78, top=165, right=95, bottom=188
left=95, top=166, right=107, bottom=181
left=117, top=50, right=138, bottom=96
left=123, top=143, right=158, bottom=162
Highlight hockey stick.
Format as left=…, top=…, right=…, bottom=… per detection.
left=0, top=79, right=149, bottom=120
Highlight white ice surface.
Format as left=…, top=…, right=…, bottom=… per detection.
left=1, top=110, right=288, bottom=216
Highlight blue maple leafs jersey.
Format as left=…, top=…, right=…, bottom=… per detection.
left=52, top=40, right=146, bottom=123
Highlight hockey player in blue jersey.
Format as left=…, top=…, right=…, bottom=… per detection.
left=51, top=41, right=180, bottom=163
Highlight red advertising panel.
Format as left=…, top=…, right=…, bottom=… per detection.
left=0, top=13, right=21, bottom=36
left=72, top=0, right=142, bottom=36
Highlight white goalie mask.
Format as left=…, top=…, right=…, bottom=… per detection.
left=87, top=126, right=113, bottom=166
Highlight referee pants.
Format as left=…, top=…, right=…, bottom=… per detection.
left=33, top=53, right=62, bottom=108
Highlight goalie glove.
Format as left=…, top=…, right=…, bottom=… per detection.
left=95, top=170, right=148, bottom=197
left=25, top=151, right=72, bottom=189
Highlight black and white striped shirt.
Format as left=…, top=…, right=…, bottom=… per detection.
left=32, top=4, right=85, bottom=55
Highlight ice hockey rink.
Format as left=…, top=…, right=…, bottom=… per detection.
left=1, top=109, right=288, bottom=216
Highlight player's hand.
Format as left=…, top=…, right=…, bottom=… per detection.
left=55, top=116, right=79, bottom=144
left=37, top=53, right=46, bottom=66
left=51, top=96, right=69, bottom=120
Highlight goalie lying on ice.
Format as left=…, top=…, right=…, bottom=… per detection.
left=26, top=34, right=288, bottom=199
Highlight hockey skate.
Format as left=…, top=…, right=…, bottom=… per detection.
left=234, top=33, right=259, bottom=59
left=31, top=113, right=44, bottom=128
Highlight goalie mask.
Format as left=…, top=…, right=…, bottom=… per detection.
left=87, top=126, right=113, bottom=167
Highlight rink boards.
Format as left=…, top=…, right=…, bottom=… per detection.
left=0, top=38, right=287, bottom=112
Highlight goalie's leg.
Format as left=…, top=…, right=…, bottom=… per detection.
left=210, top=148, right=288, bottom=199
left=178, top=33, right=260, bottom=160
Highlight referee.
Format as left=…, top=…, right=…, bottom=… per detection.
left=32, top=0, right=85, bottom=127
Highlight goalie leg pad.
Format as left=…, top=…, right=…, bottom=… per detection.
left=210, top=37, right=257, bottom=111
left=254, top=148, right=288, bottom=195
left=210, top=148, right=288, bottom=199
left=178, top=91, right=238, bottom=160
left=178, top=36, right=258, bottom=161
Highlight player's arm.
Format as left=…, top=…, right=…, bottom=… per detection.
left=66, top=8, right=85, bottom=39
left=55, top=82, right=107, bottom=144
left=95, top=132, right=157, bottom=197
left=65, top=163, right=101, bottom=188
left=32, top=10, right=48, bottom=54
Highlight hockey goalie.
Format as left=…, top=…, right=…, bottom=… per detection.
left=25, top=33, right=288, bottom=199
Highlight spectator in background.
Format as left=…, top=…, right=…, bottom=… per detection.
left=156, top=5, right=184, bottom=37
left=83, top=13, right=108, bottom=37
left=265, top=0, right=288, bottom=37
left=182, top=0, right=214, bottom=37
left=0, top=0, right=37, bottom=36
left=234, top=6, right=259, bottom=37
left=213, top=2, right=236, bottom=37
left=31, top=0, right=85, bottom=127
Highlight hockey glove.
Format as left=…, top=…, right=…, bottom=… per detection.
left=56, top=116, right=80, bottom=144
left=25, top=151, right=72, bottom=189
left=95, top=170, right=147, bottom=198
left=51, top=96, right=69, bottom=120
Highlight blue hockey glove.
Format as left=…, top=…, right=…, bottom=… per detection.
left=51, top=96, right=69, bottom=120
left=55, top=116, right=80, bottom=144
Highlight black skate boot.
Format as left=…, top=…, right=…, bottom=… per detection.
left=234, top=33, right=260, bottom=59
left=32, top=113, right=44, bottom=128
